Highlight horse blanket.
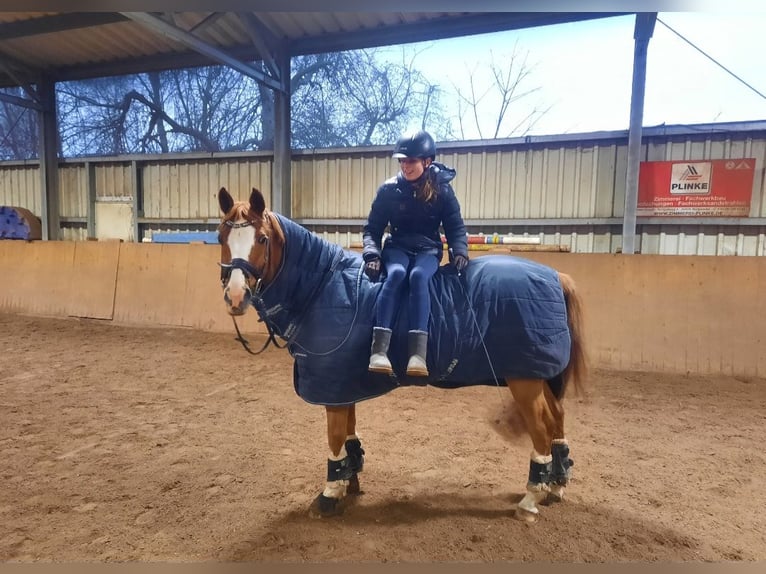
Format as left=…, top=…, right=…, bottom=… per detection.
left=253, top=215, right=571, bottom=406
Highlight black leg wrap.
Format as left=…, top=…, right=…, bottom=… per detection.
left=327, top=456, right=354, bottom=482
left=345, top=438, right=365, bottom=474
left=551, top=442, right=574, bottom=485
left=528, top=459, right=552, bottom=485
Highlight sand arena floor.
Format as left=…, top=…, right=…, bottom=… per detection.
left=1, top=312, right=765, bottom=562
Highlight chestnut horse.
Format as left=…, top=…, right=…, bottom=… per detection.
left=216, top=187, right=588, bottom=522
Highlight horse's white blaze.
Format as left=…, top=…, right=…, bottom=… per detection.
left=225, top=224, right=256, bottom=298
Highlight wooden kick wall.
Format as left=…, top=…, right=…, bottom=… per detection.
left=1, top=242, right=764, bottom=377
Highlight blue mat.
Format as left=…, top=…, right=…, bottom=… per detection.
left=151, top=231, right=218, bottom=244
left=0, top=206, right=37, bottom=240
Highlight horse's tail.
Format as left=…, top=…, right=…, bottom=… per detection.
left=489, top=271, right=589, bottom=442
left=549, top=271, right=589, bottom=400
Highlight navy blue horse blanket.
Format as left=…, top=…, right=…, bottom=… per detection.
left=253, top=215, right=572, bottom=406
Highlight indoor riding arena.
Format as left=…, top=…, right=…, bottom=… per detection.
left=2, top=9, right=766, bottom=565
left=1, top=242, right=765, bottom=562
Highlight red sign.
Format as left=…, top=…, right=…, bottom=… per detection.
left=637, top=159, right=755, bottom=216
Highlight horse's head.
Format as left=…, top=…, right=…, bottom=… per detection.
left=217, top=186, right=284, bottom=316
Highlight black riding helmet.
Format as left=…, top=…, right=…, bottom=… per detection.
left=392, top=130, right=436, bottom=160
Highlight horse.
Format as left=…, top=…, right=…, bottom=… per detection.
left=216, top=186, right=588, bottom=522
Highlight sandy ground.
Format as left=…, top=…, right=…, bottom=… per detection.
left=1, top=312, right=765, bottom=562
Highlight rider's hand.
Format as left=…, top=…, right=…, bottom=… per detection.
left=364, top=257, right=382, bottom=282
left=453, top=254, right=469, bottom=274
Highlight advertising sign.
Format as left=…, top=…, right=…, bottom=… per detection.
left=637, top=159, right=755, bottom=216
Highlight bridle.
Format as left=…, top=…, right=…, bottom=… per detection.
left=218, top=219, right=268, bottom=287
left=218, top=216, right=287, bottom=355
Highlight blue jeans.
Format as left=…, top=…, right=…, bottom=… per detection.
left=375, top=247, right=439, bottom=332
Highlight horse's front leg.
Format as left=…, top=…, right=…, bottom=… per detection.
left=310, top=404, right=364, bottom=517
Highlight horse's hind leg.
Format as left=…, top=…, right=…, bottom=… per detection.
left=310, top=405, right=355, bottom=518
left=506, top=378, right=555, bottom=522
left=543, top=384, right=572, bottom=502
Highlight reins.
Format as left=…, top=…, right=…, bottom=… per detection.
left=448, top=248, right=508, bottom=408
left=230, top=313, right=287, bottom=355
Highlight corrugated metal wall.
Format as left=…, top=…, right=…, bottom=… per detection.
left=290, top=143, right=627, bottom=221
left=58, top=164, right=88, bottom=241
left=141, top=158, right=272, bottom=221
left=0, top=164, right=39, bottom=214
left=2, top=124, right=765, bottom=254
left=139, top=157, right=273, bottom=238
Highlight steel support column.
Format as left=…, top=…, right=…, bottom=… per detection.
left=272, top=48, right=291, bottom=217
left=621, top=12, right=656, bottom=255
left=37, top=75, right=59, bottom=240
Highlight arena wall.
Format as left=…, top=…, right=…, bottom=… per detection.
left=1, top=241, right=763, bottom=377
left=2, top=121, right=765, bottom=254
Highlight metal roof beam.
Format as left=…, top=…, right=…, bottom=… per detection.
left=120, top=11, right=284, bottom=92
left=33, top=51, right=253, bottom=84
left=289, top=12, right=626, bottom=55
left=0, top=52, right=42, bottom=106
left=239, top=12, right=283, bottom=79
left=189, top=12, right=227, bottom=33
left=0, top=90, right=42, bottom=111
left=0, top=13, right=128, bottom=41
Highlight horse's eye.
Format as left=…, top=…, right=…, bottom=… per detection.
left=258, top=235, right=268, bottom=245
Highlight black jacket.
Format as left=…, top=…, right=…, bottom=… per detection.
left=362, top=162, right=468, bottom=263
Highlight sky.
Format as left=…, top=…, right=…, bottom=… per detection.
left=383, top=12, right=766, bottom=139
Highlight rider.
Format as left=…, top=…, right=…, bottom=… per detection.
left=362, top=129, right=469, bottom=377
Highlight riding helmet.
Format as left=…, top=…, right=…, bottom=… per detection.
left=392, top=130, right=436, bottom=160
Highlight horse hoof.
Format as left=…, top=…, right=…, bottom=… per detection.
left=309, top=493, right=344, bottom=518
left=514, top=507, right=540, bottom=523
left=347, top=475, right=362, bottom=495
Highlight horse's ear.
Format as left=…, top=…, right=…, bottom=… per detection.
left=249, top=188, right=266, bottom=216
left=218, top=187, right=234, bottom=214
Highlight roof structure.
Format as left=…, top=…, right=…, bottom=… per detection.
left=0, top=10, right=652, bottom=255
left=0, top=11, right=625, bottom=87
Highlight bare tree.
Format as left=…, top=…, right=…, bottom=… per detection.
left=56, top=66, right=265, bottom=156
left=0, top=88, right=39, bottom=160
left=5, top=40, right=542, bottom=161
left=450, top=42, right=551, bottom=139
left=291, top=47, right=450, bottom=148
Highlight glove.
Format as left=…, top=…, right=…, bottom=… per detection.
left=364, top=257, right=382, bottom=282
left=453, top=254, right=469, bottom=274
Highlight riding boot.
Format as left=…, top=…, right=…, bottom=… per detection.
left=406, top=330, right=429, bottom=377
left=368, top=327, right=393, bottom=374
